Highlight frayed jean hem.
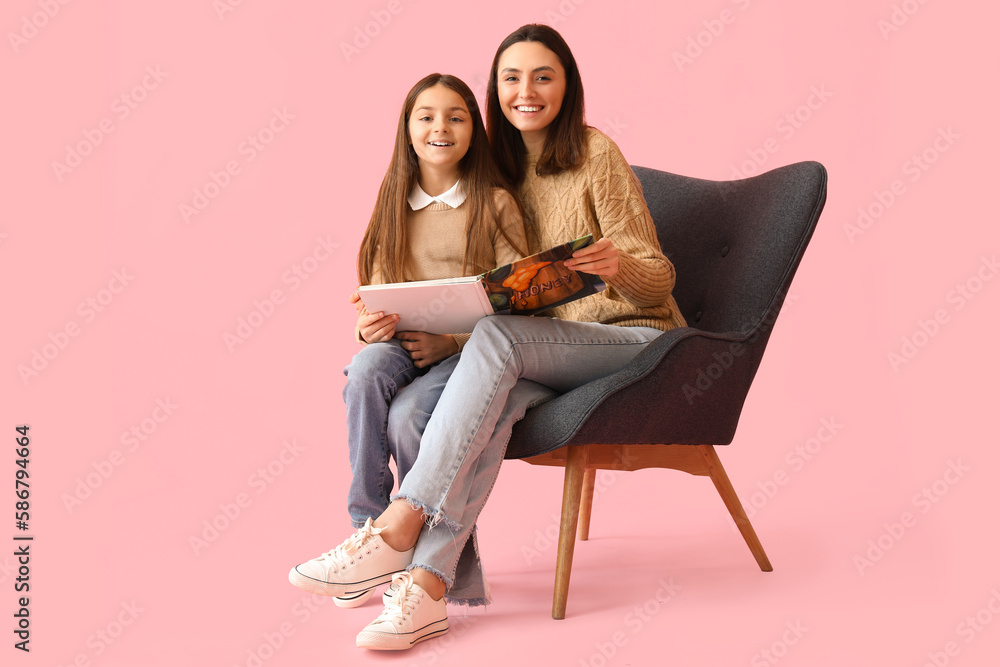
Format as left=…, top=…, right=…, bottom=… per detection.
left=406, top=562, right=454, bottom=588
left=445, top=594, right=490, bottom=607
left=389, top=493, right=462, bottom=532
left=406, top=563, right=490, bottom=606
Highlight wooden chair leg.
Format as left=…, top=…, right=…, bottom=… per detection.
left=698, top=445, right=773, bottom=572
left=553, top=446, right=588, bottom=619
left=577, top=468, right=597, bottom=541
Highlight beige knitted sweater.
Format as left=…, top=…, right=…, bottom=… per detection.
left=518, top=128, right=686, bottom=331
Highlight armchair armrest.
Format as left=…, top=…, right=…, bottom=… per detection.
left=505, top=325, right=768, bottom=459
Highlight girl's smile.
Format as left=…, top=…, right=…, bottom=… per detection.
left=408, top=84, right=473, bottom=183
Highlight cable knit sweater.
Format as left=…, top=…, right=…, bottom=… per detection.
left=359, top=188, right=527, bottom=348
left=518, top=128, right=686, bottom=331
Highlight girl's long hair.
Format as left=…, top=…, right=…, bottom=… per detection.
left=486, top=24, right=588, bottom=186
left=358, top=73, right=526, bottom=286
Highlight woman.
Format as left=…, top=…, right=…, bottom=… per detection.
left=289, top=24, right=685, bottom=651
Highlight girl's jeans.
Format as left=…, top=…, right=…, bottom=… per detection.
left=389, top=316, right=663, bottom=604
left=343, top=339, right=446, bottom=528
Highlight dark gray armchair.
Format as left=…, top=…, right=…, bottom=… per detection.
left=505, top=160, right=828, bottom=619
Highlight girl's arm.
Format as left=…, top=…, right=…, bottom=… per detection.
left=394, top=331, right=458, bottom=369
left=377, top=236, right=461, bottom=366
left=381, top=197, right=529, bottom=365
left=403, top=190, right=527, bottom=360
left=352, top=257, right=400, bottom=344
left=577, top=130, right=676, bottom=308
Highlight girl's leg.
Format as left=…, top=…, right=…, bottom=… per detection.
left=370, top=363, right=457, bottom=598
left=386, top=353, right=461, bottom=484
left=343, top=340, right=423, bottom=527
left=288, top=348, right=449, bottom=603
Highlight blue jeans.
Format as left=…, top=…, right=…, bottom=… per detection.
left=345, top=340, right=499, bottom=599
left=343, top=340, right=459, bottom=528
left=390, top=316, right=663, bottom=604
left=388, top=371, right=556, bottom=604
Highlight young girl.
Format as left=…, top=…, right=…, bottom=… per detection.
left=288, top=73, right=526, bottom=607
left=289, top=25, right=686, bottom=652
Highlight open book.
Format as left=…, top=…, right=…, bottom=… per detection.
left=357, top=235, right=605, bottom=334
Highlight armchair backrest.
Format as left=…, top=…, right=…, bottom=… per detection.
left=633, top=162, right=827, bottom=336
left=505, top=161, right=829, bottom=455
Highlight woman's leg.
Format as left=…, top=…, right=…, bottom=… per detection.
left=386, top=353, right=461, bottom=484
left=396, top=317, right=662, bottom=594
left=387, top=375, right=557, bottom=604
left=342, top=340, right=424, bottom=528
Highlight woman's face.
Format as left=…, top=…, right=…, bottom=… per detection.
left=496, top=41, right=566, bottom=149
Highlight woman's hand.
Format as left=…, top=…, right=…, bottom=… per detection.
left=563, top=237, right=619, bottom=278
left=350, top=291, right=398, bottom=343
left=395, top=332, right=459, bottom=368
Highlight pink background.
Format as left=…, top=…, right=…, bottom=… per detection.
left=4, top=0, right=999, bottom=665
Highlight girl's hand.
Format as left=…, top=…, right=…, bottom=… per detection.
left=563, top=237, right=619, bottom=278
left=395, top=332, right=459, bottom=368
left=352, top=292, right=398, bottom=343
left=348, top=291, right=365, bottom=313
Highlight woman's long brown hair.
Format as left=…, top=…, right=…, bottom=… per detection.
left=357, top=73, right=526, bottom=286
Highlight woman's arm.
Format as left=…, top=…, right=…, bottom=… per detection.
left=583, top=131, right=676, bottom=308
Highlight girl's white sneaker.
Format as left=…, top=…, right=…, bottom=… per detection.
left=288, top=518, right=413, bottom=598
left=333, top=588, right=375, bottom=608
left=333, top=580, right=399, bottom=608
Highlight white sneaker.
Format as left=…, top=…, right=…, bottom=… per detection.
left=334, top=581, right=398, bottom=609
left=288, top=518, right=413, bottom=598
left=356, top=572, right=449, bottom=650
left=333, top=588, right=375, bottom=608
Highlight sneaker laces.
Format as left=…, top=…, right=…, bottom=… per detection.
left=374, top=572, right=418, bottom=627
left=317, top=518, right=384, bottom=572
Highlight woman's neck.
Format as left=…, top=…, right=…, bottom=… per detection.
left=520, top=128, right=548, bottom=156
left=417, top=165, right=461, bottom=197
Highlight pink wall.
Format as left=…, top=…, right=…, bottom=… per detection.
left=4, top=1, right=998, bottom=665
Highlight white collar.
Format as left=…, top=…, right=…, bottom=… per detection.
left=408, top=180, right=467, bottom=210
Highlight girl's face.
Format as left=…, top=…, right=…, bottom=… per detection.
left=496, top=41, right=567, bottom=148
left=408, top=84, right=473, bottom=175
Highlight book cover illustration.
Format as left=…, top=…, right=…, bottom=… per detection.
left=481, top=235, right=606, bottom=316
